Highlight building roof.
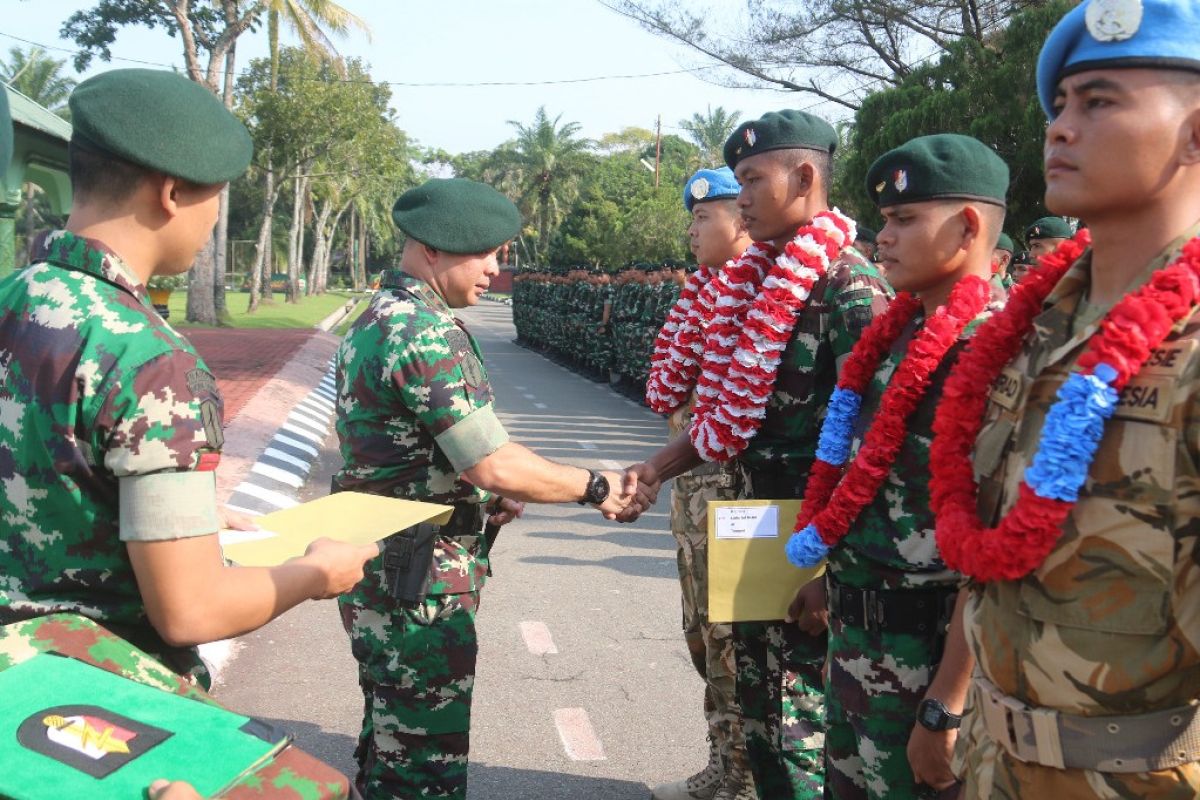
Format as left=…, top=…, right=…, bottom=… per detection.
left=5, top=84, right=71, bottom=142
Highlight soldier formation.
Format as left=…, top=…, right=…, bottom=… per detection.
left=2, top=2, right=1200, bottom=800
left=513, top=264, right=684, bottom=397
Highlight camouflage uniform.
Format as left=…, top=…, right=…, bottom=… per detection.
left=735, top=248, right=893, bottom=800
left=824, top=290, right=1002, bottom=800
left=0, top=614, right=350, bottom=798
left=0, top=230, right=223, bottom=686
left=668, top=399, right=747, bottom=786
left=961, top=236, right=1200, bottom=797
left=334, top=269, right=507, bottom=800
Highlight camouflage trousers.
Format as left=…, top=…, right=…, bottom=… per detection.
left=825, top=615, right=953, bottom=799
left=340, top=573, right=481, bottom=800
left=672, top=470, right=744, bottom=768
left=956, top=681, right=1200, bottom=800
left=734, top=621, right=827, bottom=799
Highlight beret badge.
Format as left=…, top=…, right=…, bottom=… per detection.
left=744, top=127, right=758, bottom=148
left=690, top=178, right=711, bottom=200
left=894, top=169, right=909, bottom=192
left=1086, top=0, right=1143, bottom=42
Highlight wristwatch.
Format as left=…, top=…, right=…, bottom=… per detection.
left=578, top=469, right=611, bottom=506
left=916, top=698, right=962, bottom=732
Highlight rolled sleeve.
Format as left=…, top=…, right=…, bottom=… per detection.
left=118, top=471, right=220, bottom=541
left=435, top=403, right=509, bottom=472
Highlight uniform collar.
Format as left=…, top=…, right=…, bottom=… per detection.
left=380, top=270, right=452, bottom=315
left=32, top=229, right=151, bottom=307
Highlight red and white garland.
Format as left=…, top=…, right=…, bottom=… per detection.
left=645, top=248, right=775, bottom=413
left=690, top=209, right=857, bottom=461
left=645, top=265, right=716, bottom=411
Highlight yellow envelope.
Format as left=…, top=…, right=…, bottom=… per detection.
left=220, top=492, right=454, bottom=567
left=707, top=499, right=825, bottom=623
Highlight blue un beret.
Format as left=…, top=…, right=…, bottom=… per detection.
left=1037, top=0, right=1200, bottom=118
left=684, top=167, right=740, bottom=212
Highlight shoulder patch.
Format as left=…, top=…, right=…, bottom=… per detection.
left=186, top=368, right=217, bottom=398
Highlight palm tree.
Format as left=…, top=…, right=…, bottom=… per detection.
left=1, top=47, right=76, bottom=261
left=246, top=0, right=370, bottom=310
left=503, top=107, right=593, bottom=266
left=679, top=105, right=741, bottom=168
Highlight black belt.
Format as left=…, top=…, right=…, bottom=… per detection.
left=826, top=574, right=957, bottom=637
left=741, top=465, right=804, bottom=500
left=439, top=502, right=484, bottom=548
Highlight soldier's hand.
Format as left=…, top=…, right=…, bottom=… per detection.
left=785, top=577, right=829, bottom=636
left=596, top=470, right=636, bottom=519
left=300, top=538, right=381, bottom=599
left=147, top=780, right=203, bottom=800
left=488, top=497, right=525, bottom=527
left=907, top=723, right=959, bottom=791
left=220, top=506, right=259, bottom=531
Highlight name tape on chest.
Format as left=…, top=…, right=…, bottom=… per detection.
left=988, top=366, right=1026, bottom=412
left=1141, top=338, right=1197, bottom=377
left=1113, top=375, right=1174, bottom=423
left=443, top=328, right=485, bottom=388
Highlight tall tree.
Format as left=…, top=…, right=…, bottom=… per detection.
left=604, top=0, right=1048, bottom=110
left=498, top=107, right=594, bottom=266
left=678, top=104, right=740, bottom=167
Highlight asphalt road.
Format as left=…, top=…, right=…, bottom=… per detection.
left=211, top=300, right=705, bottom=799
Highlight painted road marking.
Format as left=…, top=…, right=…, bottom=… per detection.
left=518, top=621, right=558, bottom=655
left=554, top=708, right=606, bottom=761
left=601, top=460, right=623, bottom=470
left=535, top=402, right=548, bottom=409
left=579, top=441, right=597, bottom=450
left=262, top=447, right=313, bottom=473
left=274, top=432, right=320, bottom=458
left=523, top=393, right=537, bottom=400
left=235, top=481, right=299, bottom=509
left=251, top=462, right=305, bottom=489
left=281, top=422, right=323, bottom=444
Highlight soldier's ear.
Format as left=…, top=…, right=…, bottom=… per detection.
left=159, top=175, right=181, bottom=219
left=1179, top=105, right=1200, bottom=167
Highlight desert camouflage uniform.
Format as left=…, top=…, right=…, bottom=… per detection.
left=0, top=614, right=351, bottom=798
left=734, top=246, right=892, bottom=799
left=0, top=230, right=224, bottom=686
left=668, top=398, right=746, bottom=782
left=334, top=270, right=507, bottom=800
left=962, top=234, right=1200, bottom=797
left=824, top=288, right=1002, bottom=800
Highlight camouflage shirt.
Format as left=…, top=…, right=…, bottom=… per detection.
left=969, top=231, right=1200, bottom=718
left=740, top=247, right=893, bottom=478
left=830, top=283, right=1004, bottom=590
left=334, top=271, right=509, bottom=594
left=0, top=231, right=222, bottom=652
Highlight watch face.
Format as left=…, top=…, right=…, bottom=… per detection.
left=921, top=705, right=942, bottom=727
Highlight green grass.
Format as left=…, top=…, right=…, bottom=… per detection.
left=332, top=297, right=370, bottom=337
left=166, top=290, right=367, bottom=330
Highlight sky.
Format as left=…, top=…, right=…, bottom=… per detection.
left=2, top=0, right=849, bottom=155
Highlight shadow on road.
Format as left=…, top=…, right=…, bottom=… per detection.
left=520, top=553, right=676, bottom=579
left=469, top=762, right=650, bottom=799
left=252, top=715, right=358, bottom=778
left=523, top=528, right=672, bottom=552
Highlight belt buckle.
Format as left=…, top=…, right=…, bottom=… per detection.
left=862, top=589, right=884, bottom=631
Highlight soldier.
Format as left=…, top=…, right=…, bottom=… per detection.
left=334, top=177, right=643, bottom=799
left=788, top=134, right=1009, bottom=800
left=854, top=226, right=878, bottom=262
left=650, top=167, right=756, bottom=800
left=991, top=232, right=1016, bottom=290
left=627, top=110, right=892, bottom=799
left=933, top=1, right=1200, bottom=795
left=0, top=69, right=375, bottom=685
left=1023, top=215, right=1073, bottom=260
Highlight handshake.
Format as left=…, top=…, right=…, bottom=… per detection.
left=595, top=462, right=662, bottom=523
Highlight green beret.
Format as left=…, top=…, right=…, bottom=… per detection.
left=867, top=134, right=1008, bottom=208
left=0, top=87, right=11, bottom=173
left=855, top=225, right=877, bottom=244
left=1025, top=216, right=1073, bottom=241
left=392, top=178, right=521, bottom=254
left=724, top=110, right=838, bottom=169
left=996, top=232, right=1015, bottom=253
left=69, top=69, right=251, bottom=185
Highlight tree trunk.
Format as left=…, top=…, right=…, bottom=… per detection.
left=212, top=41, right=237, bottom=325
left=186, top=236, right=218, bottom=324
left=308, top=197, right=334, bottom=297
left=319, top=201, right=351, bottom=294
left=247, top=164, right=282, bottom=312
left=286, top=170, right=309, bottom=303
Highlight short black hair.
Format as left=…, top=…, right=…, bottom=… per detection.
left=69, top=140, right=155, bottom=203
left=771, top=147, right=832, bottom=201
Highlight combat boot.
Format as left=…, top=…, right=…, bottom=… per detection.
left=649, top=737, right=723, bottom=800
left=711, top=759, right=756, bottom=800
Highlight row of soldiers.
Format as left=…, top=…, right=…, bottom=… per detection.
left=512, top=265, right=685, bottom=395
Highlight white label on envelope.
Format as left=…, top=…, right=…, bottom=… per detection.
left=715, top=506, right=779, bottom=540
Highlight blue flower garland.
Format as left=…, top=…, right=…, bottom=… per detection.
left=1024, top=363, right=1119, bottom=502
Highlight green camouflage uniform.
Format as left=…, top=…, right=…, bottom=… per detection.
left=0, top=230, right=224, bottom=685
left=962, top=236, right=1200, bottom=797
left=734, top=247, right=892, bottom=800
left=0, top=614, right=350, bottom=798
left=824, top=289, right=1001, bottom=800
left=334, top=270, right=508, bottom=800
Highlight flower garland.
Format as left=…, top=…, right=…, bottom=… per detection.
left=645, top=265, right=716, bottom=412
left=785, top=276, right=992, bottom=567
left=930, top=230, right=1200, bottom=582
left=689, top=209, right=856, bottom=461
left=648, top=246, right=777, bottom=416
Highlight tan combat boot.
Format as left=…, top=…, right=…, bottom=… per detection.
left=711, top=759, right=756, bottom=800
left=650, top=737, right=723, bottom=800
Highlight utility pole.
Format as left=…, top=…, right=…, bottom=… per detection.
left=654, top=114, right=662, bottom=188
